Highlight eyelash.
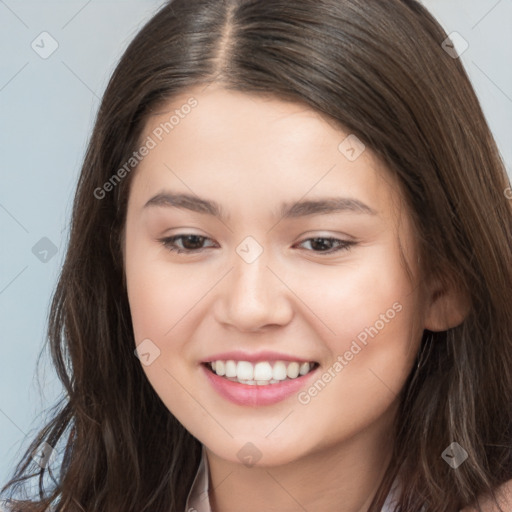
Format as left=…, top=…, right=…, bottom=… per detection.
left=157, top=234, right=356, bottom=255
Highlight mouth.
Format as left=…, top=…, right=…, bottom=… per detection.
left=202, top=359, right=320, bottom=386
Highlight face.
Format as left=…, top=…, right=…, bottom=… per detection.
left=123, top=85, right=428, bottom=466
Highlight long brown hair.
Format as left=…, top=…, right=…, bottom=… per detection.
left=2, top=1, right=512, bottom=510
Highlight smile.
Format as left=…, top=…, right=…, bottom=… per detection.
left=206, top=360, right=318, bottom=385
left=202, top=360, right=320, bottom=406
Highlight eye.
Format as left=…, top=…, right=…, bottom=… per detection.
left=295, top=237, right=356, bottom=254
left=158, top=234, right=356, bottom=256
left=158, top=234, right=217, bottom=254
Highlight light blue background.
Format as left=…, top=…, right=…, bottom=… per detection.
left=1, top=0, right=511, bottom=489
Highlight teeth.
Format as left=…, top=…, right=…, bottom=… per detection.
left=215, top=360, right=225, bottom=376
left=236, top=361, right=254, bottom=380
left=272, top=361, right=288, bottom=380
left=225, top=360, right=237, bottom=378
left=208, top=359, right=316, bottom=384
left=254, top=362, right=273, bottom=380
left=287, top=362, right=300, bottom=379
left=299, top=362, right=310, bottom=376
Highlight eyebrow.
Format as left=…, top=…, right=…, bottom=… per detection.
left=143, top=192, right=378, bottom=220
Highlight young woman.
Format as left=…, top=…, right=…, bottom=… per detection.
left=2, top=1, right=512, bottom=511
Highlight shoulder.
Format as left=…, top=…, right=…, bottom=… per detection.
left=460, top=479, right=512, bottom=512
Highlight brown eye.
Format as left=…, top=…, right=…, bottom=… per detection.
left=178, top=235, right=206, bottom=250
left=296, top=237, right=355, bottom=254
left=159, top=234, right=216, bottom=254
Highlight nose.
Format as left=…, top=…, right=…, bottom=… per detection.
left=214, top=249, right=294, bottom=333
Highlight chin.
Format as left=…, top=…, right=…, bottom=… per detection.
left=203, top=434, right=311, bottom=468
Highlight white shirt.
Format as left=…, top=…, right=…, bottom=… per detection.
left=185, top=445, right=401, bottom=512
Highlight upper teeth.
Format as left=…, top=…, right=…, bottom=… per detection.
left=209, top=360, right=314, bottom=383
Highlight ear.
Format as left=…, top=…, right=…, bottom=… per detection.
left=423, top=276, right=471, bottom=332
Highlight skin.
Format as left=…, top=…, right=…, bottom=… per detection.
left=122, top=85, right=467, bottom=512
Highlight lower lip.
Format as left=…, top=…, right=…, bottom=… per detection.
left=201, top=364, right=319, bottom=406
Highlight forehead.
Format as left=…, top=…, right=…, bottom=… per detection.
left=131, top=86, right=400, bottom=220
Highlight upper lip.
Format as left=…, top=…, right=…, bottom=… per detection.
left=201, top=350, right=317, bottom=364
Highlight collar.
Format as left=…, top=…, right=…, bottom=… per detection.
left=185, top=444, right=211, bottom=512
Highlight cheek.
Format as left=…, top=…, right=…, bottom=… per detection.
left=125, top=236, right=208, bottom=343
left=125, top=242, right=213, bottom=424
left=301, top=244, right=419, bottom=352
left=293, top=248, right=422, bottom=437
